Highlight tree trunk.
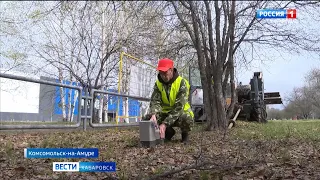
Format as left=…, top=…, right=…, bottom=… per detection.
left=213, top=77, right=227, bottom=129
left=188, top=1, right=216, bottom=131
left=226, top=0, right=236, bottom=120
left=123, top=59, right=131, bottom=123
left=173, top=1, right=238, bottom=131
left=58, top=1, right=67, bottom=122
left=205, top=61, right=217, bottom=131
left=98, top=91, right=104, bottom=124
left=67, top=74, right=73, bottom=121
left=58, top=68, right=67, bottom=122
left=70, top=90, right=78, bottom=122
left=99, top=8, right=108, bottom=124
left=104, top=97, right=108, bottom=122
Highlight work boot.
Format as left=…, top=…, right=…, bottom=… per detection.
left=165, top=127, right=175, bottom=141
left=181, top=132, right=189, bottom=144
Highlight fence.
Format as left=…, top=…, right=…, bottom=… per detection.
left=0, top=53, right=194, bottom=131
left=0, top=72, right=151, bottom=131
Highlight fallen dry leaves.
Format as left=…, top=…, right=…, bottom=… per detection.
left=0, top=125, right=319, bottom=180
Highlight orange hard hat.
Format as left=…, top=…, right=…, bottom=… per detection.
left=157, top=58, right=174, bottom=72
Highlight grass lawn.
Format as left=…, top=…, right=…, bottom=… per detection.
left=231, top=120, right=320, bottom=141
left=0, top=119, right=320, bottom=180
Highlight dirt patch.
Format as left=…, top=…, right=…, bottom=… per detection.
left=0, top=122, right=320, bottom=180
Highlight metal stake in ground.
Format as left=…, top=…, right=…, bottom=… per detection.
left=228, top=107, right=242, bottom=129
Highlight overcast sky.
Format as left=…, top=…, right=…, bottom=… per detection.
left=237, top=50, right=319, bottom=109
left=235, top=7, right=320, bottom=110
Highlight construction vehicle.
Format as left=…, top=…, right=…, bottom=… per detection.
left=189, top=71, right=282, bottom=124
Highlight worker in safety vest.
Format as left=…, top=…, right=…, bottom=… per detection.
left=144, top=58, right=194, bottom=144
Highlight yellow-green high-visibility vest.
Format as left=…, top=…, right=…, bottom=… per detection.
left=156, top=76, right=194, bottom=118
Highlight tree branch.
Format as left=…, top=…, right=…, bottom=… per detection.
left=204, top=1, right=216, bottom=69
left=147, top=160, right=266, bottom=180
left=171, top=2, right=196, bottom=46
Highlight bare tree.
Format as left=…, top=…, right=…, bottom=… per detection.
left=285, top=87, right=313, bottom=119
left=25, top=1, right=180, bottom=123
left=126, top=1, right=197, bottom=74
left=0, top=2, right=31, bottom=73
left=304, top=68, right=320, bottom=110
left=23, top=2, right=116, bottom=122
left=115, top=1, right=200, bottom=122
left=0, top=1, right=62, bottom=73
left=169, top=1, right=320, bottom=130
left=274, top=68, right=320, bottom=120
left=2, top=1, right=197, bottom=123
left=170, top=1, right=237, bottom=130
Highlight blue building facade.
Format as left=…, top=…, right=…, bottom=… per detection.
left=0, top=76, right=141, bottom=122
left=105, top=89, right=140, bottom=117
left=53, top=79, right=80, bottom=116
left=53, top=79, right=141, bottom=118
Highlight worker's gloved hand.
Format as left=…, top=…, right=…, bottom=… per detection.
left=159, top=123, right=166, bottom=139
left=150, top=114, right=158, bottom=128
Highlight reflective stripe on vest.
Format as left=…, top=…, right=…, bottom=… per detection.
left=156, top=76, right=194, bottom=118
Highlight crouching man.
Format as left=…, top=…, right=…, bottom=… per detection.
left=144, top=58, right=194, bottom=144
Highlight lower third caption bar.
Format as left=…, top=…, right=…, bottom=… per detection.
left=24, top=148, right=99, bottom=158
left=53, top=162, right=116, bottom=172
